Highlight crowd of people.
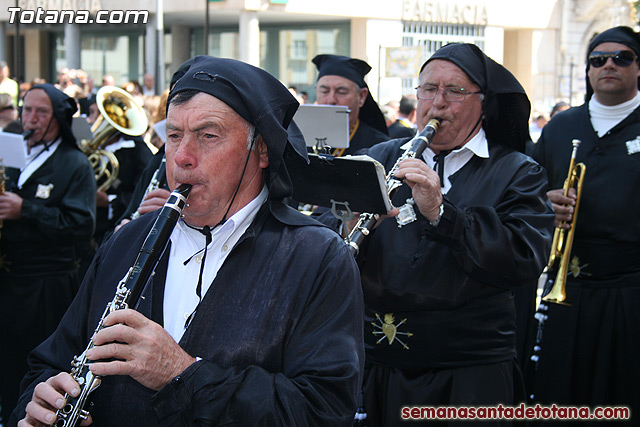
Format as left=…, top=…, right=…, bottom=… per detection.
left=0, top=24, right=637, bottom=427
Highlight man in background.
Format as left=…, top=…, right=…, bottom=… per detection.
left=528, top=26, right=640, bottom=424
left=313, top=54, right=388, bottom=155
left=0, top=61, right=19, bottom=106
left=387, top=94, right=417, bottom=138
left=0, top=84, right=96, bottom=424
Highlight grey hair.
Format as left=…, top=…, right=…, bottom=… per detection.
left=245, top=122, right=258, bottom=150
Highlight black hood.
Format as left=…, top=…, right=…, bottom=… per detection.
left=23, top=83, right=78, bottom=148
left=421, top=43, right=531, bottom=153
left=168, top=55, right=308, bottom=203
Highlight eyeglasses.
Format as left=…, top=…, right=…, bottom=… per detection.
left=588, top=50, right=637, bottom=68
left=415, top=84, right=482, bottom=102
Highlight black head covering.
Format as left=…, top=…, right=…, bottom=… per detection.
left=312, top=54, right=388, bottom=135
left=22, top=83, right=78, bottom=147
left=585, top=26, right=640, bottom=100
left=170, top=57, right=195, bottom=90
left=168, top=55, right=308, bottom=203
left=420, top=43, right=531, bottom=153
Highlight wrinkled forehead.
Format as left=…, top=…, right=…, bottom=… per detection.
left=167, top=91, right=244, bottom=126
left=419, top=59, right=478, bottom=88
left=23, top=88, right=53, bottom=110
left=316, top=74, right=360, bottom=90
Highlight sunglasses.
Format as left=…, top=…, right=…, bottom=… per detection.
left=588, top=50, right=637, bottom=68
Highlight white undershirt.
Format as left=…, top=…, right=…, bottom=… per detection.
left=402, top=127, right=489, bottom=194
left=589, top=91, right=640, bottom=137
left=17, top=137, right=62, bottom=189
left=163, top=185, right=268, bottom=342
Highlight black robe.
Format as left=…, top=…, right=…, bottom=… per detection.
left=345, top=121, right=389, bottom=156
left=527, top=104, right=640, bottom=425
left=387, top=119, right=416, bottom=139
left=116, top=145, right=168, bottom=224
left=346, top=138, right=554, bottom=426
left=94, top=136, right=153, bottom=243
left=10, top=202, right=364, bottom=426
left=0, top=141, right=96, bottom=424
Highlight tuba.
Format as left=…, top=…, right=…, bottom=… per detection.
left=542, top=139, right=586, bottom=305
left=79, top=86, right=148, bottom=192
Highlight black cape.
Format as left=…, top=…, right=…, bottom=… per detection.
left=345, top=120, right=389, bottom=156
left=11, top=202, right=364, bottom=426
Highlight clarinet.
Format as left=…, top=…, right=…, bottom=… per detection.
left=130, top=155, right=167, bottom=220
left=345, top=118, right=440, bottom=256
left=53, top=183, right=192, bottom=427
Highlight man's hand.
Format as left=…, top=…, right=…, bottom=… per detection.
left=547, top=188, right=576, bottom=229
left=393, top=158, right=443, bottom=222
left=86, top=309, right=196, bottom=391
left=96, top=191, right=109, bottom=208
left=0, top=191, right=23, bottom=220
left=136, top=188, right=171, bottom=216
left=19, top=372, right=92, bottom=427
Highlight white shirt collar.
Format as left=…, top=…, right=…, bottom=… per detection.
left=164, top=185, right=268, bottom=342
left=589, top=91, right=640, bottom=137
left=18, top=137, right=62, bottom=188
left=421, top=127, right=489, bottom=194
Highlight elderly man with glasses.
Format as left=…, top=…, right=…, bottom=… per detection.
left=527, top=26, right=640, bottom=424
left=326, top=43, right=554, bottom=426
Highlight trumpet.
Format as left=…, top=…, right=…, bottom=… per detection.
left=542, top=139, right=586, bottom=305
left=345, top=118, right=441, bottom=256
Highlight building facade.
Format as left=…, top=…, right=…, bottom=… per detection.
left=0, top=0, right=636, bottom=115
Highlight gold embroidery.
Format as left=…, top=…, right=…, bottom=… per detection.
left=568, top=255, right=591, bottom=278
left=372, top=313, right=413, bottom=350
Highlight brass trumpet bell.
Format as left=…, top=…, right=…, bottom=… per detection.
left=80, top=86, right=148, bottom=192
left=542, top=139, right=586, bottom=306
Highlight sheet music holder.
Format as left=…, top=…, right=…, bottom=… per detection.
left=72, top=116, right=93, bottom=141
left=288, top=152, right=392, bottom=216
left=292, top=105, right=349, bottom=150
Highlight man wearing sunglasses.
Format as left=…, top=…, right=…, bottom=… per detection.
left=529, top=26, right=640, bottom=423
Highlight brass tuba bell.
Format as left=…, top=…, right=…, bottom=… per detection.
left=79, top=86, right=148, bottom=192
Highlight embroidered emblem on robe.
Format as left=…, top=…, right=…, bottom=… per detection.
left=372, top=313, right=413, bottom=350
left=35, top=183, right=54, bottom=199
left=568, top=255, right=591, bottom=278
left=626, top=137, right=640, bottom=155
